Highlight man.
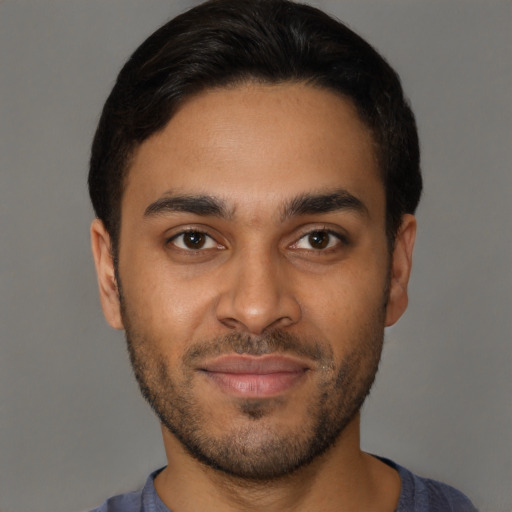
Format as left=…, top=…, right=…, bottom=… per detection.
left=88, top=0, right=476, bottom=510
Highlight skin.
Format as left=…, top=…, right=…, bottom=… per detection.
left=91, top=82, right=416, bottom=511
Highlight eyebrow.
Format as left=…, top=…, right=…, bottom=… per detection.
left=280, top=189, right=368, bottom=221
left=143, top=188, right=367, bottom=221
left=144, top=193, right=230, bottom=218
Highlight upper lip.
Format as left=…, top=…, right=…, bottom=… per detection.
left=198, top=354, right=311, bottom=374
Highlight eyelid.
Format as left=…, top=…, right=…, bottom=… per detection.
left=289, top=227, right=350, bottom=250
left=166, top=227, right=225, bottom=251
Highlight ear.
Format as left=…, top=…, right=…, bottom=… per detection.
left=90, top=219, right=124, bottom=330
left=385, top=214, right=417, bottom=327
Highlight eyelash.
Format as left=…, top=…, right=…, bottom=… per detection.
left=166, top=227, right=349, bottom=253
left=291, top=229, right=349, bottom=251
left=167, top=229, right=222, bottom=251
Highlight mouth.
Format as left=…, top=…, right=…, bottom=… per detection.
left=197, top=354, right=311, bottom=398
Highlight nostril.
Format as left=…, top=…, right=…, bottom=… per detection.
left=219, top=317, right=242, bottom=330
left=216, top=298, right=301, bottom=336
left=214, top=261, right=302, bottom=335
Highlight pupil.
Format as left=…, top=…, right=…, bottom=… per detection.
left=309, top=231, right=329, bottom=249
left=185, top=232, right=205, bottom=249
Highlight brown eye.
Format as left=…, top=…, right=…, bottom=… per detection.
left=183, top=232, right=206, bottom=249
left=170, top=231, right=218, bottom=250
left=308, top=231, right=330, bottom=249
left=292, top=229, right=345, bottom=251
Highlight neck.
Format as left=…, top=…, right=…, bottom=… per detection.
left=154, top=414, right=400, bottom=512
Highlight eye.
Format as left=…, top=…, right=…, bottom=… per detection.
left=169, top=231, right=219, bottom=250
left=292, top=230, right=345, bottom=250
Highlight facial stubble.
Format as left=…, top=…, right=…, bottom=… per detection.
left=118, top=283, right=387, bottom=482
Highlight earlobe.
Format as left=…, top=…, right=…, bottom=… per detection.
left=90, top=219, right=124, bottom=330
left=385, top=214, right=417, bottom=327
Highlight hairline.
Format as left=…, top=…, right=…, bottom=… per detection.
left=109, top=77, right=390, bottom=256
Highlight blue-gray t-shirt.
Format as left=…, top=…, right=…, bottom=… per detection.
left=89, top=458, right=477, bottom=512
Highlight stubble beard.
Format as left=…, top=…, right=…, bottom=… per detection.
left=119, top=291, right=387, bottom=482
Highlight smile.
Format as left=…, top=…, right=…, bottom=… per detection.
left=198, top=354, right=310, bottom=398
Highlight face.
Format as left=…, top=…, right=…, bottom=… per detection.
left=92, top=82, right=415, bottom=480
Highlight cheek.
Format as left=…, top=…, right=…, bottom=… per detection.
left=118, top=256, right=220, bottom=352
left=299, top=265, right=388, bottom=345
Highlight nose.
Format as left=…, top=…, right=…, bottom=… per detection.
left=215, top=249, right=302, bottom=335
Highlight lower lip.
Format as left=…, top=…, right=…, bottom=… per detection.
left=201, top=370, right=307, bottom=398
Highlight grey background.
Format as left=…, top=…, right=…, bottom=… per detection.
left=1, top=1, right=510, bottom=511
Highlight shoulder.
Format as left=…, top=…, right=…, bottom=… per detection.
left=378, top=457, right=478, bottom=512
left=87, top=468, right=167, bottom=512
left=88, top=489, right=142, bottom=512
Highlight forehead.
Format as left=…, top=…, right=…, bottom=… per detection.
left=123, top=82, right=383, bottom=219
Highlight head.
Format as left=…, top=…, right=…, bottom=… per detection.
left=89, top=0, right=421, bottom=481
left=89, top=0, right=421, bottom=254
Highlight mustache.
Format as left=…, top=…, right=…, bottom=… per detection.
left=182, top=329, right=334, bottom=367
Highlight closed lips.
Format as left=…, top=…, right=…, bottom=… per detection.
left=199, top=355, right=311, bottom=374
left=198, top=355, right=311, bottom=397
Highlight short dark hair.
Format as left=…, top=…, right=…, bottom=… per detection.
left=88, top=0, right=422, bottom=249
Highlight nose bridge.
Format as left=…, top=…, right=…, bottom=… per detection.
left=215, top=243, right=300, bottom=334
